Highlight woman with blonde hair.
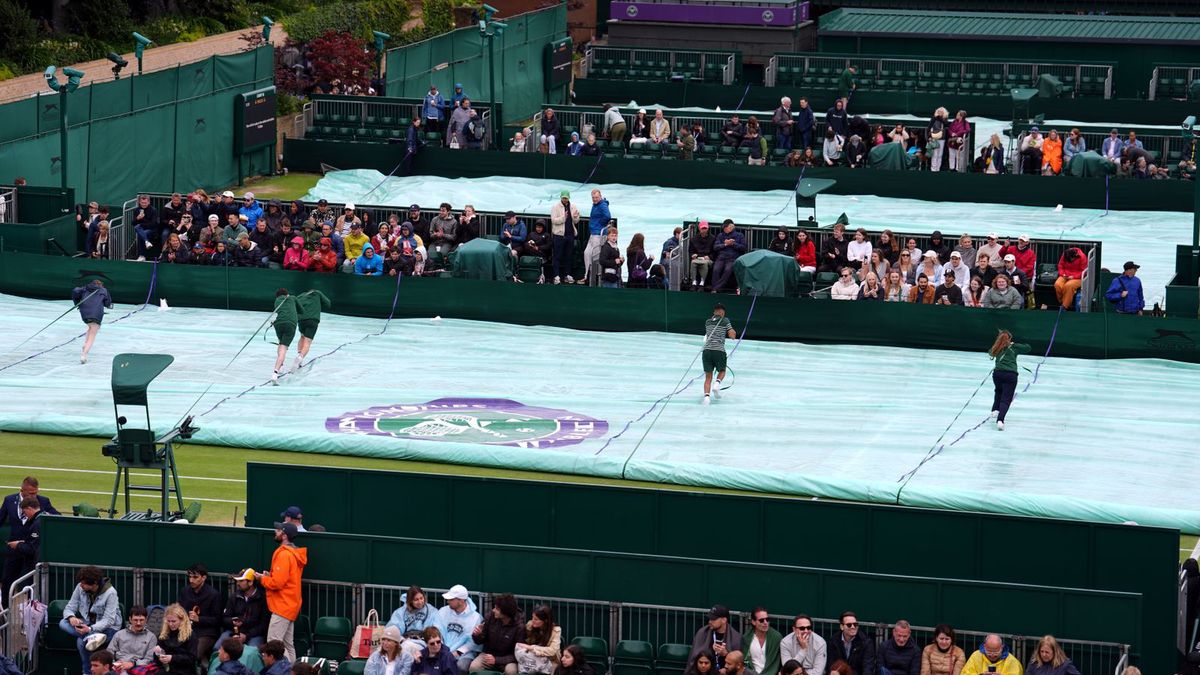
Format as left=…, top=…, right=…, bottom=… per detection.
left=927, top=107, right=950, bottom=172
left=1026, top=636, right=1080, bottom=675
left=883, top=270, right=909, bottom=302
left=155, top=603, right=197, bottom=674
left=988, top=330, right=1031, bottom=431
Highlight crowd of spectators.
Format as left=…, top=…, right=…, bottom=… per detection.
left=1016, top=127, right=1190, bottom=179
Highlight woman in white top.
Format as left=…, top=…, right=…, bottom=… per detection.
left=831, top=267, right=860, bottom=300
left=846, top=227, right=872, bottom=264
left=365, top=626, right=414, bottom=675
left=916, top=251, right=943, bottom=286
left=903, top=238, right=922, bottom=265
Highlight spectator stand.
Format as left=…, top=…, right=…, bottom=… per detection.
left=1148, top=63, right=1200, bottom=101
left=1007, top=122, right=1194, bottom=173
left=582, top=46, right=741, bottom=85
left=302, top=94, right=497, bottom=149
left=677, top=219, right=1101, bottom=307
left=765, top=52, right=1114, bottom=98
left=544, top=105, right=975, bottom=165
left=115, top=193, right=562, bottom=263
left=29, top=560, right=1131, bottom=675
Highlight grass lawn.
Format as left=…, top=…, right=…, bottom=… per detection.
left=223, top=172, right=322, bottom=202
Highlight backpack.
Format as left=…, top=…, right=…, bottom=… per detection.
left=472, top=120, right=486, bottom=141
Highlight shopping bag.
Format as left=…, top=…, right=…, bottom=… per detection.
left=350, top=610, right=383, bottom=659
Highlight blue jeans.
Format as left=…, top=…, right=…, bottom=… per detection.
left=601, top=281, right=620, bottom=288
left=59, top=618, right=116, bottom=675
left=776, top=132, right=793, bottom=151
left=798, top=129, right=812, bottom=149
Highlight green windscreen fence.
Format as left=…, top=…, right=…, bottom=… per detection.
left=0, top=47, right=275, bottom=206
left=385, top=4, right=568, bottom=123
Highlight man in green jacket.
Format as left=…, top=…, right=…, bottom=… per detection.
left=745, top=607, right=783, bottom=675
left=292, top=289, right=331, bottom=373
left=270, top=289, right=331, bottom=383
left=271, top=289, right=299, bottom=384
left=837, top=66, right=858, bottom=102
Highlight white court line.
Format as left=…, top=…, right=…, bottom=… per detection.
left=0, top=485, right=244, bottom=504
left=1191, top=538, right=1200, bottom=560
left=0, top=464, right=245, bottom=482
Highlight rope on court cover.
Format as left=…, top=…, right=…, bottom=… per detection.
left=189, top=270, right=406, bottom=420
left=591, top=292, right=759, bottom=469
left=0, top=261, right=160, bottom=374
left=894, top=306, right=1065, bottom=503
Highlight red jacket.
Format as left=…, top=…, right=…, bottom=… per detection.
left=794, top=240, right=817, bottom=268
left=283, top=247, right=310, bottom=271
left=309, top=249, right=338, bottom=273
left=1057, top=248, right=1087, bottom=280
left=1002, top=243, right=1037, bottom=279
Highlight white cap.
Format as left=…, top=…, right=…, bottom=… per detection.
left=1004, top=253, right=1016, bottom=262
left=208, top=214, right=219, bottom=222
left=950, top=251, right=961, bottom=258
left=345, top=202, right=356, bottom=211
left=1018, top=233, right=1030, bottom=242
left=243, top=192, right=255, bottom=199
left=443, top=584, right=469, bottom=600
left=923, top=251, right=937, bottom=258
left=222, top=191, right=235, bottom=198
left=987, top=232, right=998, bottom=239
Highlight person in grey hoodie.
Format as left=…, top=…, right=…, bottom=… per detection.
left=72, top=278, right=113, bottom=364
left=429, top=203, right=458, bottom=261
left=110, top=606, right=158, bottom=672
left=981, top=274, right=1023, bottom=309
left=60, top=565, right=122, bottom=675
left=449, top=99, right=473, bottom=148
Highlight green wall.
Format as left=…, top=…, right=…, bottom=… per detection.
left=283, top=139, right=1193, bottom=213
left=243, top=464, right=1177, bottom=672
left=384, top=5, right=568, bottom=124
left=0, top=48, right=275, bottom=206
left=37, top=516, right=1146, bottom=652
left=571, top=78, right=1200, bottom=126
left=1, top=249, right=1197, bottom=362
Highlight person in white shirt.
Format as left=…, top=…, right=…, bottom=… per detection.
left=942, top=251, right=971, bottom=293
left=831, top=268, right=860, bottom=300
left=977, top=233, right=1004, bottom=270
left=745, top=607, right=782, bottom=675
left=846, top=228, right=872, bottom=264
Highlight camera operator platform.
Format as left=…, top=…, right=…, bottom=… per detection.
left=101, top=353, right=199, bottom=521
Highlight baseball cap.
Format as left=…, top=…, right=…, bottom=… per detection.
left=88, top=201, right=99, bottom=208
left=443, top=584, right=470, bottom=600
left=351, top=221, right=363, bottom=229
left=243, top=192, right=255, bottom=200
left=222, top=191, right=235, bottom=198
left=239, top=214, right=249, bottom=221
left=505, top=210, right=516, bottom=218
left=318, top=198, right=329, bottom=206
left=698, top=220, right=709, bottom=230
left=344, top=202, right=355, bottom=211
left=1030, top=126, right=1039, bottom=133
left=707, top=605, right=730, bottom=621
left=1123, top=260, right=1140, bottom=270
left=1018, top=234, right=1030, bottom=242
left=280, top=506, right=303, bottom=519
left=950, top=251, right=961, bottom=258
left=1004, top=253, right=1016, bottom=262
left=923, top=251, right=937, bottom=258
left=986, top=232, right=997, bottom=239
left=233, top=568, right=256, bottom=582
left=409, top=204, right=421, bottom=211
left=560, top=190, right=570, bottom=198
left=944, top=269, right=956, bottom=278
left=273, top=521, right=299, bottom=540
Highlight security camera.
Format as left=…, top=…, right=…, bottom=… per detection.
left=373, top=30, right=391, bottom=40
left=63, top=67, right=85, bottom=78
left=44, top=66, right=56, bottom=80
left=482, top=3, right=499, bottom=13
left=107, top=53, right=128, bottom=67
left=133, top=32, right=153, bottom=47
left=1183, top=116, right=1196, bottom=137
left=262, top=16, right=274, bottom=26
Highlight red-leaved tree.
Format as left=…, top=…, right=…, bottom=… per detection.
left=306, top=30, right=374, bottom=93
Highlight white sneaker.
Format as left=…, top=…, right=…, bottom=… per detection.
left=271, top=371, right=279, bottom=385
left=712, top=384, right=722, bottom=399
left=136, top=255, right=146, bottom=262
left=996, top=420, right=1005, bottom=431
left=80, top=354, right=88, bottom=364
left=290, top=357, right=303, bottom=373
left=702, top=395, right=711, bottom=406
left=565, top=275, right=575, bottom=284
left=85, top=633, right=108, bottom=652
left=538, top=274, right=545, bottom=284
left=989, top=410, right=999, bottom=419
left=553, top=276, right=561, bottom=284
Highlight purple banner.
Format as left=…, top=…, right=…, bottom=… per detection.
left=612, top=0, right=808, bottom=25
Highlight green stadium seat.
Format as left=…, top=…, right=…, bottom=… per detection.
left=424, top=132, right=442, bottom=142
left=46, top=599, right=77, bottom=651
left=772, top=148, right=788, bottom=158
left=389, top=128, right=403, bottom=138
left=365, top=116, right=380, bottom=126
left=573, top=637, right=610, bottom=675
left=314, top=113, right=329, bottom=124
left=344, top=114, right=360, bottom=125
left=700, top=145, right=718, bottom=155
left=604, top=152, right=622, bottom=160
left=339, top=661, right=367, bottom=675
left=736, top=147, right=750, bottom=156
left=517, top=256, right=545, bottom=283
left=616, top=640, right=654, bottom=664
left=714, top=157, right=733, bottom=164
left=337, top=127, right=354, bottom=137
left=719, top=145, right=735, bottom=155
left=596, top=139, right=609, bottom=149
left=382, top=116, right=396, bottom=126
left=329, top=114, right=344, bottom=124
left=312, top=616, right=353, bottom=660
left=656, top=643, right=689, bottom=675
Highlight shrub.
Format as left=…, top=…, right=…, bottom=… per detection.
left=277, top=91, right=303, bottom=116
left=0, top=0, right=37, bottom=54
left=284, top=0, right=412, bottom=44
left=421, top=0, right=453, bottom=35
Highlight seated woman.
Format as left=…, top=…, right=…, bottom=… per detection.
left=844, top=135, right=867, bottom=168
left=159, top=232, right=191, bottom=264
left=798, top=147, right=817, bottom=166
left=768, top=228, right=791, bottom=255
left=859, top=250, right=888, bottom=284
left=415, top=627, right=460, bottom=675
left=1063, top=128, right=1086, bottom=164
left=822, top=128, right=843, bottom=166
left=883, top=270, right=909, bottom=302
left=1041, top=129, right=1064, bottom=175
left=684, top=651, right=715, bottom=675
left=555, top=646, right=594, bottom=675
left=964, top=276, right=987, bottom=307
left=902, top=238, right=923, bottom=266
left=875, top=229, right=898, bottom=265
left=629, top=109, right=650, bottom=146
left=365, top=626, right=414, bottom=675
left=155, top=604, right=197, bottom=675
left=857, top=272, right=883, bottom=300
left=916, top=251, right=943, bottom=286
left=921, top=625, right=965, bottom=675
left=892, top=249, right=917, bottom=285
left=371, top=222, right=395, bottom=256
left=793, top=230, right=816, bottom=273
left=387, top=586, right=439, bottom=638
left=1054, top=246, right=1088, bottom=309
left=1026, top=635, right=1081, bottom=675
left=514, top=605, right=561, bottom=675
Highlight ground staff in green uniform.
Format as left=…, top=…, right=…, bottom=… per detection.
left=702, top=303, right=737, bottom=405
left=271, top=288, right=331, bottom=383
left=988, top=329, right=1030, bottom=431
left=292, top=288, right=331, bottom=372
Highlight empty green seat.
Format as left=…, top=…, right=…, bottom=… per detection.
left=312, top=616, right=352, bottom=660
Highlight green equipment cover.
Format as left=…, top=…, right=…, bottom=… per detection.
left=1067, top=151, right=1117, bottom=177
left=111, top=354, right=175, bottom=406
left=452, top=238, right=515, bottom=280
left=868, top=142, right=915, bottom=170
left=733, top=249, right=802, bottom=298
left=1037, top=73, right=1064, bottom=98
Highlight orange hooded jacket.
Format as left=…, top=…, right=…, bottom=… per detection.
left=260, top=543, right=308, bottom=621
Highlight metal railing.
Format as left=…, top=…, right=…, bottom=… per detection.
left=0, top=187, right=16, bottom=223
left=308, top=97, right=494, bottom=150
left=1008, top=127, right=1192, bottom=174
left=1080, top=247, right=1097, bottom=312
left=584, top=47, right=737, bottom=85
left=1149, top=65, right=1200, bottom=101
left=23, top=562, right=1130, bottom=675
left=765, top=53, right=1113, bottom=98
left=4, top=568, right=41, bottom=674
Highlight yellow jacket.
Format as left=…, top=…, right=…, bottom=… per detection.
left=961, top=649, right=1022, bottom=675
left=344, top=232, right=370, bottom=259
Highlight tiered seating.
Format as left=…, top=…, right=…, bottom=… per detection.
left=587, top=46, right=740, bottom=84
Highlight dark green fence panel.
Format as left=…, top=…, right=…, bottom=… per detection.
left=90, top=78, right=134, bottom=120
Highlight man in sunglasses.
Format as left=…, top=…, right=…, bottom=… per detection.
left=779, top=615, right=825, bottom=675
left=745, top=608, right=782, bottom=675
left=689, top=605, right=743, bottom=670
left=828, top=612, right=875, bottom=675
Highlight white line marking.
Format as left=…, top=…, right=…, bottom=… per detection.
left=0, top=486, right=244, bottom=504
left=1191, top=538, right=1200, bottom=560
left=0, top=464, right=245, bottom=482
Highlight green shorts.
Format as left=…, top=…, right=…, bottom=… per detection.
left=702, top=349, right=727, bottom=374
left=274, top=321, right=297, bottom=347
left=299, top=319, right=319, bottom=340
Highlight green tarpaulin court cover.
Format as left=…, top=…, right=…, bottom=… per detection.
left=868, top=142, right=916, bottom=170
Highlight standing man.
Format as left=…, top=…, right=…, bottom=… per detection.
left=1105, top=261, right=1145, bottom=315
left=827, top=612, right=875, bottom=675
left=549, top=190, right=580, bottom=285
left=701, top=304, right=737, bottom=406
left=772, top=98, right=795, bottom=151
left=178, top=563, right=223, bottom=671
left=1, top=497, right=42, bottom=607
left=270, top=289, right=299, bottom=385
left=837, top=65, right=858, bottom=103
left=583, top=190, right=612, bottom=284
left=603, top=104, right=627, bottom=145
left=3, top=476, right=58, bottom=529
left=259, top=522, right=307, bottom=665
left=745, top=607, right=782, bottom=675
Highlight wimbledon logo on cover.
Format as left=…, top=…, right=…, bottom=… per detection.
left=327, top=398, right=607, bottom=448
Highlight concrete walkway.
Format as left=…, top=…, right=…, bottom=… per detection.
left=0, top=24, right=288, bottom=104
